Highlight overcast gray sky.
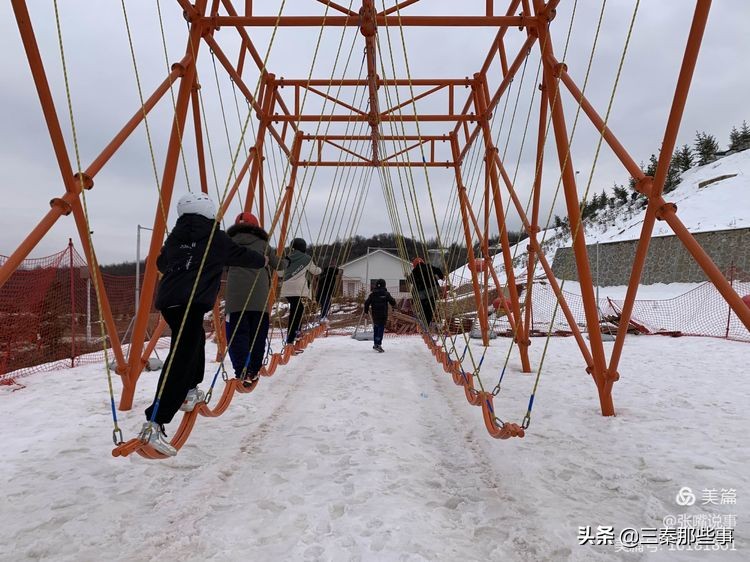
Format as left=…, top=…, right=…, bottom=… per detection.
left=2, top=1, right=749, bottom=264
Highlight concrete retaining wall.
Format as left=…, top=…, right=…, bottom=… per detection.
left=551, top=228, right=750, bottom=284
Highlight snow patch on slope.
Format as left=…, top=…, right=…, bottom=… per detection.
left=451, top=149, right=750, bottom=287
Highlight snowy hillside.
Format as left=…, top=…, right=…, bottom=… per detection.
left=451, top=149, right=750, bottom=286
left=584, top=149, right=750, bottom=243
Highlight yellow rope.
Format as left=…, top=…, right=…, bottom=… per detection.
left=119, top=0, right=170, bottom=240
left=209, top=48, right=244, bottom=219
left=52, top=0, right=123, bottom=442
left=287, top=1, right=358, bottom=244
left=195, top=66, right=229, bottom=225
left=376, top=5, right=481, bottom=384
left=155, top=0, right=193, bottom=193
left=523, top=0, right=641, bottom=428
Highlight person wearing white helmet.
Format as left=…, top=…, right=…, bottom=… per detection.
left=140, top=192, right=268, bottom=456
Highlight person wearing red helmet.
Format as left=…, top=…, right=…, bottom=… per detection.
left=408, top=256, right=444, bottom=328
left=225, top=212, right=287, bottom=386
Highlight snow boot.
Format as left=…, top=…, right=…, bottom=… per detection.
left=139, top=421, right=177, bottom=457
left=242, top=371, right=260, bottom=388
left=179, top=387, right=205, bottom=412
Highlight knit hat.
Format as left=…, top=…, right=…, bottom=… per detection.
left=235, top=212, right=259, bottom=227
left=411, top=257, right=424, bottom=267
left=176, top=193, right=216, bottom=220
left=291, top=238, right=307, bottom=252
left=375, top=279, right=386, bottom=289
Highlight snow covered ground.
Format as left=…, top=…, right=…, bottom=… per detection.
left=1, top=334, right=748, bottom=561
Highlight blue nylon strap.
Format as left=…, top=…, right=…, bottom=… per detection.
left=109, top=396, right=118, bottom=423
left=209, top=360, right=228, bottom=389
left=149, top=398, right=161, bottom=423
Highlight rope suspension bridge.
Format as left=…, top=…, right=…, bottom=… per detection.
left=2, top=0, right=748, bottom=460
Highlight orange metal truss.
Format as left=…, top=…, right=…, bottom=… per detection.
left=2, top=0, right=748, bottom=422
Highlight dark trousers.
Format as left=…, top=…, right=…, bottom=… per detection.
left=145, top=305, right=206, bottom=424
left=419, top=297, right=435, bottom=326
left=226, top=310, right=269, bottom=377
left=286, top=297, right=305, bottom=344
left=319, top=294, right=333, bottom=318
left=373, top=323, right=385, bottom=346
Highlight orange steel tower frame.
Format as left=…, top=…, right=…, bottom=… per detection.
left=3, top=0, right=748, bottom=419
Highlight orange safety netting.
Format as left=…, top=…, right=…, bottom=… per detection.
left=486, top=274, right=750, bottom=343
left=0, top=243, right=160, bottom=382
left=0, top=248, right=67, bottom=379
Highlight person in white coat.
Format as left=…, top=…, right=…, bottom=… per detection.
left=280, top=238, right=321, bottom=344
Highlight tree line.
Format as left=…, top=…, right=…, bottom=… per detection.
left=307, top=230, right=527, bottom=270
left=101, top=230, right=528, bottom=275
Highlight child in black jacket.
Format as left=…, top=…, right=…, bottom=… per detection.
left=408, top=257, right=444, bottom=327
left=142, top=193, right=267, bottom=456
left=364, top=279, right=396, bottom=353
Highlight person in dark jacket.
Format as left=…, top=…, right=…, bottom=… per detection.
left=141, top=193, right=267, bottom=456
left=364, top=279, right=396, bottom=352
left=280, top=238, right=321, bottom=346
left=225, top=212, right=286, bottom=386
left=408, top=257, right=444, bottom=328
left=316, top=263, right=341, bottom=322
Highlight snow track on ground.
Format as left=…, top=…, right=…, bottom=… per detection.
left=1, top=335, right=748, bottom=561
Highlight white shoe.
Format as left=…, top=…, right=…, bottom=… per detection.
left=180, top=387, right=205, bottom=412
left=321, top=316, right=329, bottom=324
left=139, top=422, right=177, bottom=456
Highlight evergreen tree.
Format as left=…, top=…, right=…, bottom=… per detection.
left=596, top=190, right=608, bottom=211
left=730, top=121, right=750, bottom=152
left=694, top=131, right=719, bottom=165
left=628, top=161, right=643, bottom=194
left=741, top=121, right=750, bottom=148
left=729, top=126, right=742, bottom=151
left=592, top=195, right=601, bottom=214
left=673, top=144, right=694, bottom=172
left=664, top=153, right=681, bottom=193
left=613, top=184, right=629, bottom=205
